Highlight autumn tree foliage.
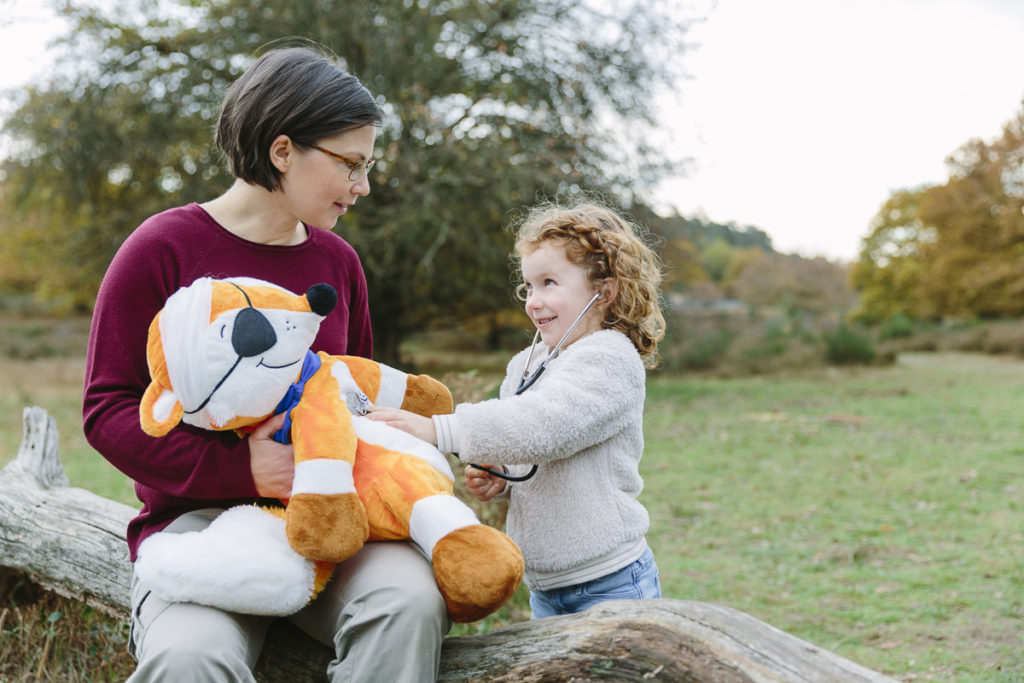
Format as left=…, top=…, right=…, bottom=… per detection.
left=0, top=0, right=693, bottom=361
left=852, top=101, right=1024, bottom=322
left=849, top=187, right=933, bottom=322
left=729, top=251, right=854, bottom=314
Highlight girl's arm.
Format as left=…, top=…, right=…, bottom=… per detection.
left=442, top=333, right=644, bottom=465
left=374, top=333, right=643, bottom=466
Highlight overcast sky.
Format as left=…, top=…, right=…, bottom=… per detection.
left=3, top=0, right=1024, bottom=262
left=657, top=0, right=1024, bottom=261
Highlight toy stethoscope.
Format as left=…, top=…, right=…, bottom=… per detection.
left=468, top=291, right=602, bottom=483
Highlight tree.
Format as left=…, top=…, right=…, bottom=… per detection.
left=659, top=236, right=707, bottom=291
left=915, top=105, right=1024, bottom=317
left=654, top=211, right=774, bottom=254
left=1, top=0, right=695, bottom=361
left=850, top=101, right=1024, bottom=321
left=849, top=187, right=933, bottom=322
left=698, top=238, right=736, bottom=284
left=728, top=251, right=853, bottom=315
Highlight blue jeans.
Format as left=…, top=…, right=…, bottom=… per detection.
left=529, top=546, right=661, bottom=619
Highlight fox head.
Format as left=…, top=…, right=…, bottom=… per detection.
left=140, top=277, right=337, bottom=437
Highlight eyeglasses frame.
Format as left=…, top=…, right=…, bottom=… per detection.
left=308, top=143, right=376, bottom=181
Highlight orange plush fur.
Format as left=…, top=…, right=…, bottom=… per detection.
left=136, top=277, right=522, bottom=622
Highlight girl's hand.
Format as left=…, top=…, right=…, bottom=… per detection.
left=366, top=407, right=438, bottom=446
left=465, top=464, right=507, bottom=501
left=249, top=412, right=295, bottom=499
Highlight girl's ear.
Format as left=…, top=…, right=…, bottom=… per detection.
left=268, top=134, right=294, bottom=174
left=599, top=278, right=618, bottom=306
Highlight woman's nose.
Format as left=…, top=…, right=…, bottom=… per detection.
left=352, top=174, right=371, bottom=197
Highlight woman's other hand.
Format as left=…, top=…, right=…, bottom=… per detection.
left=249, top=412, right=295, bottom=499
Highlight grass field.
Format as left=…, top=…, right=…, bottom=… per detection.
left=642, top=353, right=1023, bottom=681
left=1, top=331, right=1022, bottom=679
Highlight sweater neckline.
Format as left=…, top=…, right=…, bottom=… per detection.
left=188, top=203, right=316, bottom=250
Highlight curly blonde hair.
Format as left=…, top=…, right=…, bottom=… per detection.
left=512, top=200, right=666, bottom=366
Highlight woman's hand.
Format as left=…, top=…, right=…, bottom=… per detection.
left=465, top=464, right=507, bottom=501
left=366, top=407, right=438, bottom=446
left=248, top=412, right=295, bottom=499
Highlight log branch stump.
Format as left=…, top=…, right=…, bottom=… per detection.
left=0, top=407, right=896, bottom=682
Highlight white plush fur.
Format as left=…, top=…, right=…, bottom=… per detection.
left=351, top=415, right=454, bottom=481
left=134, top=506, right=317, bottom=616
left=409, top=494, right=480, bottom=557
left=159, top=277, right=325, bottom=431
left=292, top=458, right=356, bottom=495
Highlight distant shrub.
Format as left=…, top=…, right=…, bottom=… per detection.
left=822, top=323, right=876, bottom=365
left=682, top=329, right=737, bottom=370
left=739, top=323, right=789, bottom=361
left=878, top=313, right=914, bottom=340
left=980, top=320, right=1024, bottom=356
left=659, top=325, right=737, bottom=372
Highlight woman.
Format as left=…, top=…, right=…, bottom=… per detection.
left=83, top=46, right=448, bottom=682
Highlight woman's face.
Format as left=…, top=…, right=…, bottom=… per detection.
left=277, top=125, right=378, bottom=230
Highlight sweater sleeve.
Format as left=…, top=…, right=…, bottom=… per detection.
left=448, top=332, right=644, bottom=465
left=433, top=345, right=528, bottom=455
left=81, top=228, right=259, bottom=500
left=345, top=253, right=373, bottom=359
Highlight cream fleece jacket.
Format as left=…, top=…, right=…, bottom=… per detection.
left=432, top=329, right=651, bottom=590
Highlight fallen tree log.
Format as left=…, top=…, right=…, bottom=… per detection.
left=1, top=406, right=896, bottom=682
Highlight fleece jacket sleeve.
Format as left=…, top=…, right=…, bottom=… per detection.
left=446, top=331, right=644, bottom=466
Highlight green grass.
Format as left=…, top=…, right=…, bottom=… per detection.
left=642, top=353, right=1023, bottom=681
left=2, top=350, right=1023, bottom=680
left=0, top=356, right=136, bottom=505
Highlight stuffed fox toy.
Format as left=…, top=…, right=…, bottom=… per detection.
left=136, top=276, right=523, bottom=622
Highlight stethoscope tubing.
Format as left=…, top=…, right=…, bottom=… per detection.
left=469, top=292, right=601, bottom=482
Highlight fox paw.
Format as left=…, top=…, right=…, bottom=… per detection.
left=287, top=492, right=369, bottom=563
left=431, top=525, right=524, bottom=623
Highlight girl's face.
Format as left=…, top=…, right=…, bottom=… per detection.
left=277, top=125, right=377, bottom=230
left=521, top=241, right=604, bottom=349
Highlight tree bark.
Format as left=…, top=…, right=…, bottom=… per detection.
left=1, top=406, right=896, bottom=682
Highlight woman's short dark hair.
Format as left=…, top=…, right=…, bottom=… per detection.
left=215, top=46, right=383, bottom=191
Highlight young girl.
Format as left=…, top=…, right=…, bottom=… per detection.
left=369, top=200, right=665, bottom=618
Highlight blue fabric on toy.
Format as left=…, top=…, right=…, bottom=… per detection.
left=272, top=350, right=322, bottom=445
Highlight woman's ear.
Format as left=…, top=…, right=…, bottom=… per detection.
left=269, top=134, right=294, bottom=174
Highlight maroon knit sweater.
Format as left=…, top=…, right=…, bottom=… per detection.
left=82, top=203, right=373, bottom=560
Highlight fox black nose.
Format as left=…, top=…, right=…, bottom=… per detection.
left=232, top=307, right=277, bottom=357
left=306, top=284, right=338, bottom=317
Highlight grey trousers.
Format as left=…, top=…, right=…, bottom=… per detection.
left=127, top=508, right=449, bottom=682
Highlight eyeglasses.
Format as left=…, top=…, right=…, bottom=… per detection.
left=308, top=144, right=376, bottom=181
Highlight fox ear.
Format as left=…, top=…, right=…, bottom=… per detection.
left=140, top=379, right=184, bottom=437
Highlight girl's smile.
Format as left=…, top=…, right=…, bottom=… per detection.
left=521, top=243, right=604, bottom=349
